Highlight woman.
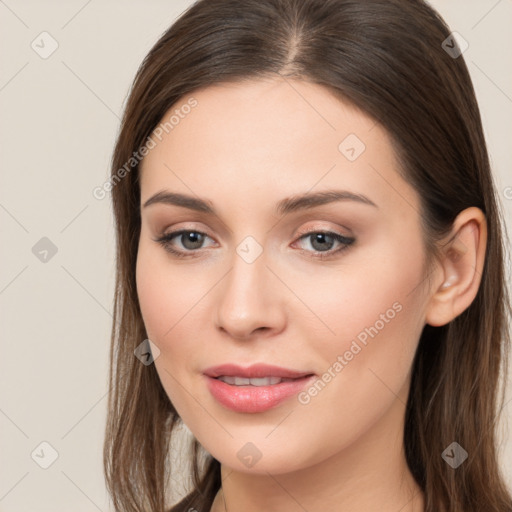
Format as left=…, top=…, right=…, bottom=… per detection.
left=103, top=0, right=512, bottom=511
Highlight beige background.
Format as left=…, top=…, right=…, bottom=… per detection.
left=0, top=1, right=511, bottom=510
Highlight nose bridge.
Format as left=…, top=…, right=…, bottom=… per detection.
left=215, top=241, right=284, bottom=338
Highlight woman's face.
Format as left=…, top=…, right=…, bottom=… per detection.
left=136, top=77, right=433, bottom=474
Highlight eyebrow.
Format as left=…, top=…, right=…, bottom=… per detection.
left=142, top=189, right=378, bottom=215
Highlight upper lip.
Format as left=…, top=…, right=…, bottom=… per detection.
left=203, top=363, right=314, bottom=379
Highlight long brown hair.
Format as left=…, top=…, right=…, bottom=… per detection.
left=103, top=0, right=512, bottom=510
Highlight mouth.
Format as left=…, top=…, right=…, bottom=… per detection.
left=214, top=375, right=301, bottom=386
left=203, top=363, right=316, bottom=413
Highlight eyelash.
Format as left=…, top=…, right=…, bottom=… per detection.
left=154, top=228, right=355, bottom=261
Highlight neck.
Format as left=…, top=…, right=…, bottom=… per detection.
left=210, top=387, right=424, bottom=512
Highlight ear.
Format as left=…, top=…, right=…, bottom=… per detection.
left=425, top=207, right=487, bottom=327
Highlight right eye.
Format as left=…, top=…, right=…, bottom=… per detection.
left=154, top=229, right=216, bottom=258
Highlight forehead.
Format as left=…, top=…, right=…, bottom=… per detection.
left=139, top=77, right=418, bottom=218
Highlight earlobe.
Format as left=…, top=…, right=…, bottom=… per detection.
left=425, top=207, right=487, bottom=327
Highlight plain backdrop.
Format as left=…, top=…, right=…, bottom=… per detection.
left=0, top=1, right=511, bottom=510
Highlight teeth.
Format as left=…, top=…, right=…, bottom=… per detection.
left=217, top=376, right=294, bottom=386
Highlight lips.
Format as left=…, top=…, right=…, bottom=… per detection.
left=203, top=363, right=316, bottom=413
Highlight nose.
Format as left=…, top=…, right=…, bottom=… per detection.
left=214, top=249, right=287, bottom=341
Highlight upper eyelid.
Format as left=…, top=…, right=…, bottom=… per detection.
left=158, top=219, right=353, bottom=238
left=159, top=226, right=351, bottom=239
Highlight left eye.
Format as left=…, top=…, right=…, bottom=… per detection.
left=294, top=231, right=355, bottom=256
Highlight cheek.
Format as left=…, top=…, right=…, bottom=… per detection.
left=290, top=230, right=426, bottom=353
left=136, top=259, right=171, bottom=342
left=136, top=240, right=206, bottom=341
left=135, top=244, right=203, bottom=422
left=285, top=261, right=426, bottom=468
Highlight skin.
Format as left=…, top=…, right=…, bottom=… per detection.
left=136, top=77, right=487, bottom=512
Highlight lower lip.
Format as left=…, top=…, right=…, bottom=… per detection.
left=205, top=375, right=315, bottom=413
